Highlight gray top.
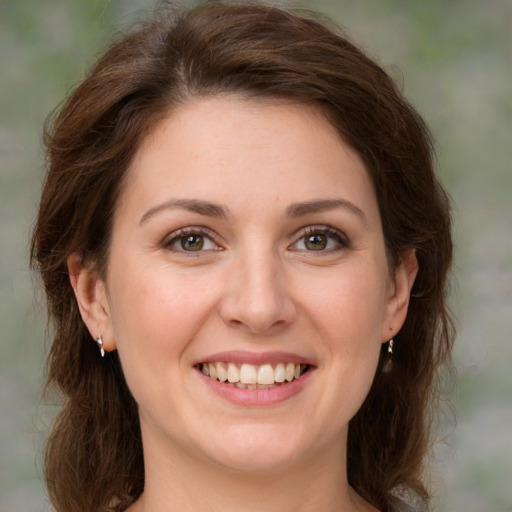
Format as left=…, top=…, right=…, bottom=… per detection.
left=389, top=497, right=419, bottom=512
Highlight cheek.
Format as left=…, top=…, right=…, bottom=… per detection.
left=303, top=266, right=387, bottom=408
left=109, top=258, right=206, bottom=332
left=304, top=266, right=389, bottom=344
left=106, top=267, right=199, bottom=371
left=106, top=273, right=198, bottom=412
left=106, top=260, right=224, bottom=387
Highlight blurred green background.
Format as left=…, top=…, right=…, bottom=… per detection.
left=1, top=1, right=510, bottom=511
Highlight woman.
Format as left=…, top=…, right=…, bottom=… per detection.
left=31, top=2, right=454, bottom=511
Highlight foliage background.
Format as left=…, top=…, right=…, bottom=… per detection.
left=1, top=0, right=510, bottom=510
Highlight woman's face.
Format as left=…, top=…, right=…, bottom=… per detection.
left=76, top=96, right=415, bottom=474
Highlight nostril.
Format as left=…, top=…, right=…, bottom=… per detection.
left=224, top=311, right=292, bottom=335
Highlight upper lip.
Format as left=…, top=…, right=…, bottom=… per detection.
left=194, top=350, right=315, bottom=366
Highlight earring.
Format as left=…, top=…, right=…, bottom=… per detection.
left=96, top=336, right=105, bottom=358
left=387, top=338, right=394, bottom=355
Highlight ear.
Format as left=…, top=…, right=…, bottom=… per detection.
left=68, top=253, right=116, bottom=353
left=381, top=248, right=419, bottom=342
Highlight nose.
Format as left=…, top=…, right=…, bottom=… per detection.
left=219, top=249, right=297, bottom=335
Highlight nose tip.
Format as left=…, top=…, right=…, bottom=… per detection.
left=219, top=266, right=296, bottom=335
left=226, top=298, right=290, bottom=334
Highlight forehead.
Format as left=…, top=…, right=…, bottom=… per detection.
left=118, top=96, right=378, bottom=223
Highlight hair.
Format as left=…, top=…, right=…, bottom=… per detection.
left=31, top=2, right=454, bottom=511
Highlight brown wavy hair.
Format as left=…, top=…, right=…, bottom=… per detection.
left=31, top=2, right=454, bottom=511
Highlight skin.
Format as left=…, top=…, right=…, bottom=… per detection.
left=69, top=96, right=418, bottom=512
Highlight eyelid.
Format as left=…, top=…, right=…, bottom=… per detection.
left=162, top=226, right=223, bottom=252
left=289, top=224, right=350, bottom=251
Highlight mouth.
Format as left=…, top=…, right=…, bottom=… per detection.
left=196, top=361, right=310, bottom=389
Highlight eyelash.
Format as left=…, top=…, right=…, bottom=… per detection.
left=161, top=225, right=350, bottom=254
left=291, top=225, right=350, bottom=253
left=162, top=227, right=221, bottom=253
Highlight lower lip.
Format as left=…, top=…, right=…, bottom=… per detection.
left=198, top=368, right=314, bottom=406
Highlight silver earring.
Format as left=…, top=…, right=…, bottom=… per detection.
left=96, top=336, right=105, bottom=358
left=387, top=338, right=394, bottom=355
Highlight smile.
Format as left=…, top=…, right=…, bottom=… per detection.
left=198, top=362, right=309, bottom=389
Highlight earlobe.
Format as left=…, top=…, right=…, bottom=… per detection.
left=67, top=253, right=115, bottom=353
left=382, top=249, right=419, bottom=342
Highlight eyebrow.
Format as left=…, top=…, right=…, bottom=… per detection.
left=139, top=199, right=229, bottom=224
left=285, top=198, right=367, bottom=223
left=139, top=197, right=366, bottom=225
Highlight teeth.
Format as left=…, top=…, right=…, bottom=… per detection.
left=257, top=364, right=275, bottom=385
left=208, top=363, right=217, bottom=380
left=285, top=362, right=295, bottom=382
left=200, top=361, right=307, bottom=386
left=216, top=363, right=228, bottom=382
left=274, top=363, right=285, bottom=383
left=240, top=364, right=257, bottom=384
left=227, top=362, right=240, bottom=383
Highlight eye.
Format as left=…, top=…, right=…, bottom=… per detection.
left=291, top=226, right=348, bottom=252
left=177, top=234, right=208, bottom=251
left=303, top=233, right=329, bottom=251
left=163, top=228, right=220, bottom=253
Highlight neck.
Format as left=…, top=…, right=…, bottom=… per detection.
left=129, top=423, right=375, bottom=512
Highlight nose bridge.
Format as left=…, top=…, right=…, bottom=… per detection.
left=221, top=241, right=294, bottom=333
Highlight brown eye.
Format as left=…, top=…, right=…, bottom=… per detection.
left=290, top=226, right=349, bottom=253
left=164, top=228, right=220, bottom=253
left=180, top=235, right=205, bottom=251
left=304, top=234, right=327, bottom=251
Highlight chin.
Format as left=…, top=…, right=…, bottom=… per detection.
left=203, top=423, right=305, bottom=473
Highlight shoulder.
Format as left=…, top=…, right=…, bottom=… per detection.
left=388, top=496, right=420, bottom=512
